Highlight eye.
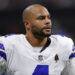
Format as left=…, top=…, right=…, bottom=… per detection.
left=48, top=16, right=51, bottom=19
left=37, top=16, right=45, bottom=20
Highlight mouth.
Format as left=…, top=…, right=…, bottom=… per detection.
left=44, top=26, right=51, bottom=31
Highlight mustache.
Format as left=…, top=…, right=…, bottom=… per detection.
left=41, top=26, right=51, bottom=30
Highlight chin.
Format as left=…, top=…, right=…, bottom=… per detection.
left=45, top=34, right=51, bottom=37
left=44, top=32, right=51, bottom=37
left=41, top=33, right=51, bottom=37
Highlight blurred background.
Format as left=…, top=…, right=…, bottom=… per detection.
left=0, top=0, right=75, bottom=43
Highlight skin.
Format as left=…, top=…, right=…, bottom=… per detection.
left=22, top=4, right=52, bottom=47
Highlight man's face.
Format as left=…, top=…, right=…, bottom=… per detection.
left=29, top=7, right=52, bottom=37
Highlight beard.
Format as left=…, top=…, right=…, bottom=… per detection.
left=31, top=26, right=51, bottom=38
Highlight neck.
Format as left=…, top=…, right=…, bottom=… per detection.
left=26, top=33, right=48, bottom=47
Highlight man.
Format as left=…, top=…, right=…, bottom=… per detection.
left=0, top=4, right=75, bottom=75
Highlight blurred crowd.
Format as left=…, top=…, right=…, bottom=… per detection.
left=0, top=0, right=75, bottom=42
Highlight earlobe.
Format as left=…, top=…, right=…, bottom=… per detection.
left=24, top=21, right=30, bottom=30
left=24, top=21, right=28, bottom=26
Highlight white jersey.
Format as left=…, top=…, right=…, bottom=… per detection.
left=0, top=34, right=74, bottom=75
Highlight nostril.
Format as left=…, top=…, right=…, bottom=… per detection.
left=46, top=22, right=50, bottom=25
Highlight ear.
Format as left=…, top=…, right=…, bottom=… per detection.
left=24, top=20, right=30, bottom=30
left=24, top=20, right=29, bottom=26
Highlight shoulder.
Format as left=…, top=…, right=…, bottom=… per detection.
left=50, top=34, right=74, bottom=60
left=0, top=34, right=25, bottom=42
left=50, top=34, right=74, bottom=47
left=0, top=34, right=25, bottom=49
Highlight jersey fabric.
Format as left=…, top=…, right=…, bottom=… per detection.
left=0, top=34, right=74, bottom=75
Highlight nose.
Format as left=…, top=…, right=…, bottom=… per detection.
left=45, top=17, right=51, bottom=25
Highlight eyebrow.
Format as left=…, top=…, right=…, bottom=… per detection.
left=36, top=15, right=51, bottom=19
left=37, top=16, right=45, bottom=19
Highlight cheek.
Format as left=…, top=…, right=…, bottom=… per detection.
left=30, top=24, right=43, bottom=33
left=30, top=20, right=44, bottom=30
left=35, top=21, right=44, bottom=28
left=36, top=20, right=43, bottom=25
left=31, top=25, right=40, bottom=31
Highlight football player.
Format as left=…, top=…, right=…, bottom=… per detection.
left=0, top=4, right=75, bottom=75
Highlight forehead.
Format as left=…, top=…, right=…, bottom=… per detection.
left=31, top=7, right=50, bottom=17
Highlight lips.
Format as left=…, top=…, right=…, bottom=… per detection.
left=44, top=26, right=51, bottom=29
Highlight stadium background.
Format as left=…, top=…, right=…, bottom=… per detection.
left=0, top=0, right=75, bottom=43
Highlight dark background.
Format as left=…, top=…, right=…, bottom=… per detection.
left=0, top=0, right=75, bottom=42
